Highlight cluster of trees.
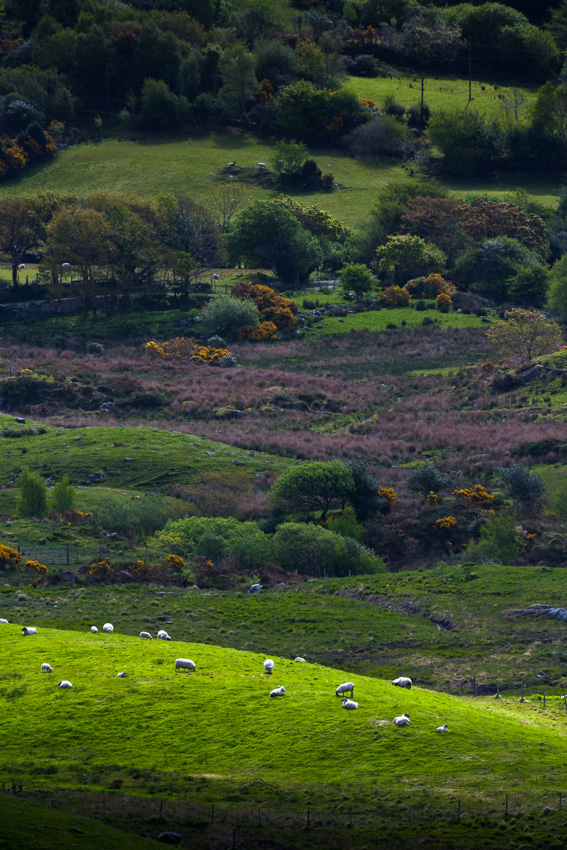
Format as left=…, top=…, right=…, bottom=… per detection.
left=350, top=177, right=567, bottom=311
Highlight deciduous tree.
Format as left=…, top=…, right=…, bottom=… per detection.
left=486, top=308, right=563, bottom=362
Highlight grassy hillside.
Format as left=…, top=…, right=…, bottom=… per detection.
left=344, top=73, right=537, bottom=119
left=1, top=624, right=567, bottom=804
left=0, top=796, right=161, bottom=850
left=0, top=133, right=560, bottom=228
left=0, top=415, right=288, bottom=490
left=3, top=562, right=567, bottom=691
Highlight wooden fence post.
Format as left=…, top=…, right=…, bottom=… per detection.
left=307, top=807, right=310, bottom=829
left=521, top=683, right=525, bottom=703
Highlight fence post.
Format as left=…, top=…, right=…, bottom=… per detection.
left=496, top=681, right=500, bottom=699
left=102, top=796, right=106, bottom=818
left=159, top=799, right=163, bottom=817
left=460, top=681, right=463, bottom=696
left=506, top=795, right=508, bottom=816
left=543, top=689, right=546, bottom=709
left=560, top=791, right=562, bottom=812
left=258, top=807, right=262, bottom=826
left=232, top=828, right=236, bottom=849
left=457, top=800, right=461, bottom=819
left=521, top=683, right=525, bottom=703
left=66, top=544, right=69, bottom=565
left=349, top=804, right=352, bottom=826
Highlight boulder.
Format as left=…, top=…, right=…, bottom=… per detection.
left=522, top=365, right=545, bottom=383
left=120, top=571, right=135, bottom=583
left=157, top=833, right=182, bottom=846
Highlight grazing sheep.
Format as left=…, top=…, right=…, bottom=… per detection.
left=22, top=627, right=37, bottom=635
left=342, top=697, right=358, bottom=710
left=270, top=686, right=286, bottom=697
left=263, top=659, right=274, bottom=674
left=257, top=162, right=266, bottom=169
left=295, top=657, right=307, bottom=663
left=249, top=583, right=262, bottom=594
left=391, top=676, right=412, bottom=689
left=175, top=658, right=196, bottom=672
left=227, top=162, right=236, bottom=167
left=41, top=663, right=53, bottom=673
left=58, top=680, right=72, bottom=689
left=102, top=623, right=114, bottom=633
left=212, top=273, right=220, bottom=280
left=139, top=631, right=152, bottom=639
left=157, top=630, right=171, bottom=641
left=0, top=618, right=8, bottom=623
left=117, top=672, right=127, bottom=678
left=335, top=682, right=355, bottom=698
left=436, top=724, right=448, bottom=732
left=394, top=713, right=410, bottom=727
left=90, top=626, right=98, bottom=633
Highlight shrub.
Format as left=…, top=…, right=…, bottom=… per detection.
left=377, top=487, right=398, bottom=507
left=321, top=172, right=334, bottom=191
left=453, top=485, right=494, bottom=506
left=24, top=559, right=48, bottom=578
left=497, top=464, right=546, bottom=509
left=92, top=493, right=172, bottom=536
left=87, top=342, right=104, bottom=355
left=199, top=294, right=259, bottom=338
left=17, top=469, right=47, bottom=518
left=433, top=516, right=457, bottom=535
left=51, top=474, right=75, bottom=514
left=237, top=321, right=278, bottom=341
left=144, top=338, right=234, bottom=364
left=232, top=282, right=298, bottom=331
left=405, top=274, right=456, bottom=299
left=165, top=554, right=185, bottom=571
left=378, top=285, right=412, bottom=307
left=407, top=465, right=449, bottom=496
left=436, top=292, right=452, bottom=312
left=463, top=511, right=518, bottom=565
left=88, top=560, right=116, bottom=582
left=0, top=543, right=22, bottom=568
left=345, top=115, right=408, bottom=158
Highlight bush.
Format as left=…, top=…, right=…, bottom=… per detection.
left=463, top=511, right=518, bottom=565
left=407, top=465, right=449, bottom=496
left=200, top=294, right=259, bottom=338
left=378, top=285, right=412, bottom=307
left=345, top=116, right=408, bottom=159
left=18, top=469, right=47, bottom=518
left=272, top=521, right=382, bottom=577
left=92, top=493, right=172, bottom=536
left=87, top=342, right=104, bottom=355
left=51, top=474, right=75, bottom=514
left=497, top=464, right=546, bottom=509
left=0, top=543, right=22, bottom=568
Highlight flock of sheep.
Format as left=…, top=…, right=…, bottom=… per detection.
left=14, top=623, right=449, bottom=731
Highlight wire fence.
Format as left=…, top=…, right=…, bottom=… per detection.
left=6, top=785, right=567, bottom=842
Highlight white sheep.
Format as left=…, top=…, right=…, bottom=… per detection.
left=41, top=663, right=53, bottom=673
left=102, top=623, right=114, bottom=633
left=90, top=626, right=98, bottom=633
left=394, top=713, right=410, bottom=727
left=139, top=631, right=152, bottom=639
left=22, top=626, right=37, bottom=635
left=58, top=680, right=72, bottom=689
left=0, top=618, right=8, bottom=623
left=335, top=682, right=354, bottom=698
left=157, top=630, right=171, bottom=641
left=294, top=657, right=307, bottom=663
left=212, top=273, right=220, bottom=280
left=341, top=697, right=358, bottom=710
left=257, top=162, right=266, bottom=169
left=391, top=676, right=412, bottom=689
left=270, top=686, right=286, bottom=697
left=227, top=161, right=236, bottom=167
left=175, top=658, right=196, bottom=672
left=249, top=583, right=262, bottom=594
left=263, top=659, right=274, bottom=674
left=436, top=724, right=448, bottom=732
left=117, top=672, right=127, bottom=678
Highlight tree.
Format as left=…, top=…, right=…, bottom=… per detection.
left=339, top=263, right=374, bottom=301
left=228, top=199, right=323, bottom=287
left=270, top=139, right=308, bottom=177
left=269, top=460, right=355, bottom=519
left=44, top=205, right=113, bottom=318
left=497, top=464, right=546, bottom=510
left=18, top=469, right=47, bottom=518
left=135, top=20, right=181, bottom=90
left=218, top=44, right=258, bottom=119
left=346, top=459, right=382, bottom=521
left=486, top=309, right=563, bottom=363
left=254, top=39, right=296, bottom=89
left=506, top=263, right=549, bottom=308
left=548, top=255, right=567, bottom=320
left=157, top=194, right=225, bottom=282
left=0, top=197, right=38, bottom=288
left=199, top=294, right=259, bottom=338
left=376, top=234, right=446, bottom=285
left=427, top=109, right=503, bottom=177
left=139, top=79, right=188, bottom=129
left=407, top=464, right=448, bottom=496
left=51, top=474, right=75, bottom=514
left=204, top=182, right=250, bottom=231
left=345, top=115, right=408, bottom=159
left=464, top=510, right=518, bottom=565
left=453, top=236, right=539, bottom=302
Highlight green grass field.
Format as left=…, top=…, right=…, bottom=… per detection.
left=1, top=623, right=567, bottom=804
left=344, top=73, right=537, bottom=119
left=0, top=415, right=289, bottom=490
left=0, top=132, right=560, bottom=230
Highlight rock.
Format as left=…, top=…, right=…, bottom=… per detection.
left=106, top=532, right=117, bottom=540
left=522, top=365, right=545, bottom=383
left=179, top=320, right=188, bottom=327
left=158, top=833, right=182, bottom=846
left=90, top=472, right=104, bottom=482
left=510, top=604, right=567, bottom=622
left=15, top=417, right=26, bottom=424
left=51, top=570, right=77, bottom=584
left=248, top=583, right=262, bottom=594
left=217, top=355, right=236, bottom=367
left=125, top=457, right=133, bottom=462
left=74, top=435, right=82, bottom=441
left=234, top=459, right=241, bottom=465
left=207, top=335, right=227, bottom=348
left=120, top=571, right=135, bottom=583
left=206, top=451, right=216, bottom=457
